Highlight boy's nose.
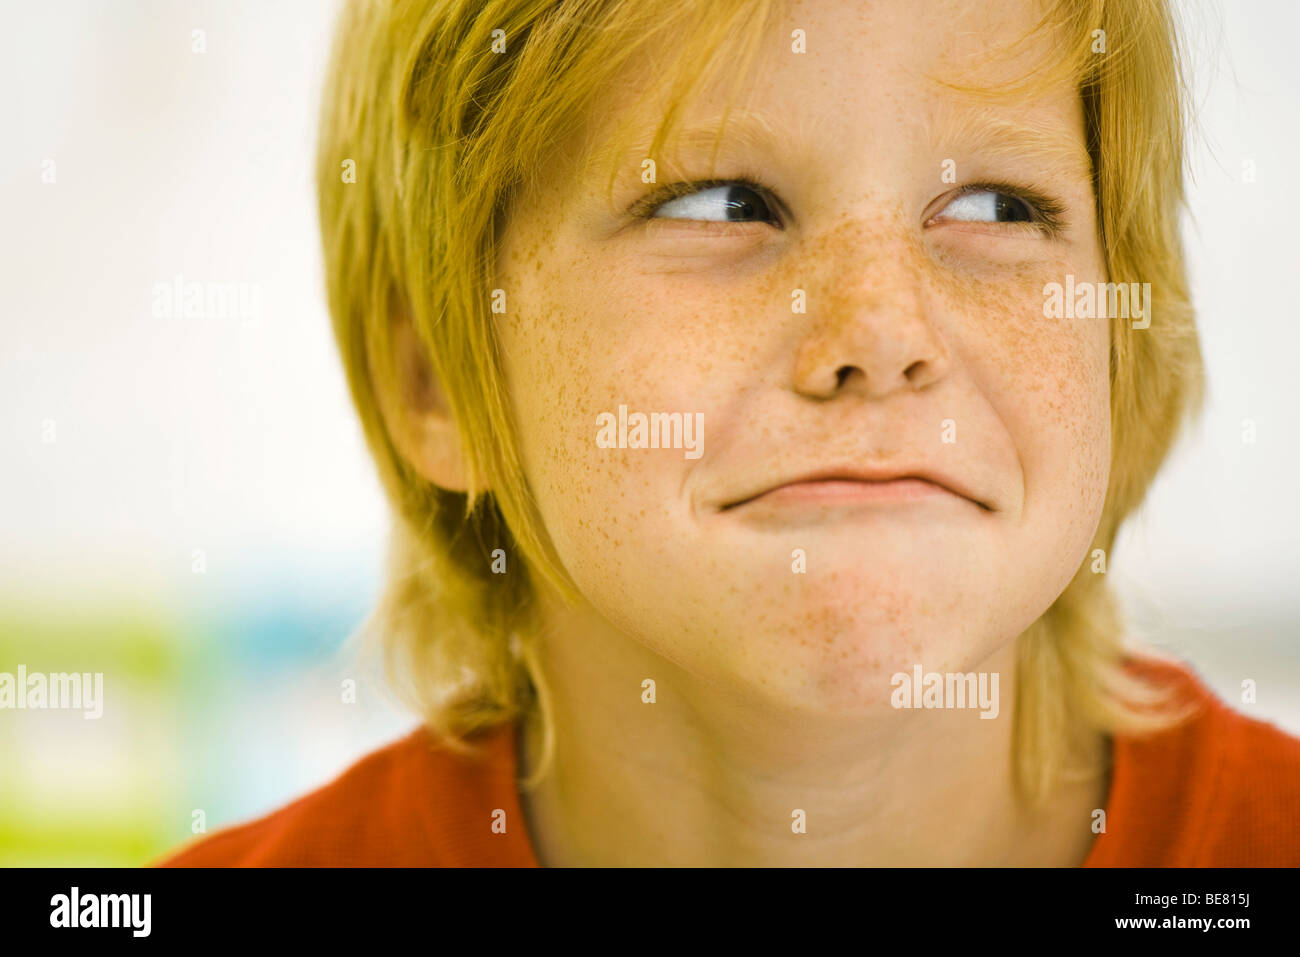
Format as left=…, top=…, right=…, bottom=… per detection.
left=791, top=238, right=951, bottom=400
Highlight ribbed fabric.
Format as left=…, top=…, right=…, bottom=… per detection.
left=156, top=656, right=1300, bottom=867
left=156, top=722, right=540, bottom=866
left=1082, top=656, right=1300, bottom=866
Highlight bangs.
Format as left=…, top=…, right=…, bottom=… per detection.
left=928, top=0, right=1112, bottom=100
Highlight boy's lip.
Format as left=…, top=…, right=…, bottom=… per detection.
left=715, top=465, right=994, bottom=512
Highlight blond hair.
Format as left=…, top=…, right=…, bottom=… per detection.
left=316, top=0, right=1206, bottom=804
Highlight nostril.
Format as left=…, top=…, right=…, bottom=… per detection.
left=835, top=365, right=858, bottom=388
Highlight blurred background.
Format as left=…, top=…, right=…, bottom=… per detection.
left=1, top=0, right=1297, bottom=866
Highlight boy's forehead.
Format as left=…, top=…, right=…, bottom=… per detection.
left=592, top=94, right=1087, bottom=164
left=588, top=0, right=1078, bottom=147
left=536, top=0, right=1088, bottom=218
left=576, top=93, right=1089, bottom=211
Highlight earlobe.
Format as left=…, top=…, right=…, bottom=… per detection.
left=373, top=301, right=471, bottom=493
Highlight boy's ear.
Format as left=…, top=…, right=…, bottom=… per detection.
left=372, top=296, right=470, bottom=493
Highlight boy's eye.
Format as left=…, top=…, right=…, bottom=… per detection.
left=939, top=189, right=1034, bottom=223
left=927, top=184, right=1066, bottom=234
left=638, top=180, right=782, bottom=226
left=630, top=179, right=1065, bottom=235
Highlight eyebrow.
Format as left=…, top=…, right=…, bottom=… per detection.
left=926, top=104, right=1095, bottom=179
left=658, top=109, right=794, bottom=160
left=591, top=101, right=1093, bottom=205
left=590, top=107, right=803, bottom=192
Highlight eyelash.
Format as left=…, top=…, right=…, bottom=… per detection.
left=940, top=180, right=1069, bottom=235
left=629, top=176, right=1069, bottom=236
left=628, top=175, right=782, bottom=223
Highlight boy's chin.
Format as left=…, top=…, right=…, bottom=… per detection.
left=709, top=622, right=996, bottom=704
left=725, top=652, right=976, bottom=721
left=736, top=568, right=991, bottom=623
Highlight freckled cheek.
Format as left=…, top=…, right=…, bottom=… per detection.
left=1076, top=326, right=1113, bottom=496
left=500, top=290, right=720, bottom=507
left=949, top=279, right=1109, bottom=501
left=1040, top=314, right=1110, bottom=429
left=497, top=319, right=584, bottom=503
left=1004, top=321, right=1112, bottom=503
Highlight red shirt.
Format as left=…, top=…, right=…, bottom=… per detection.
left=155, top=656, right=1300, bottom=866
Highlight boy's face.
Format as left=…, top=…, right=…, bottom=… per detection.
left=494, top=0, right=1111, bottom=712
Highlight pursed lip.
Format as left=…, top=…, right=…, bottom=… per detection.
left=716, top=465, right=994, bottom=512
